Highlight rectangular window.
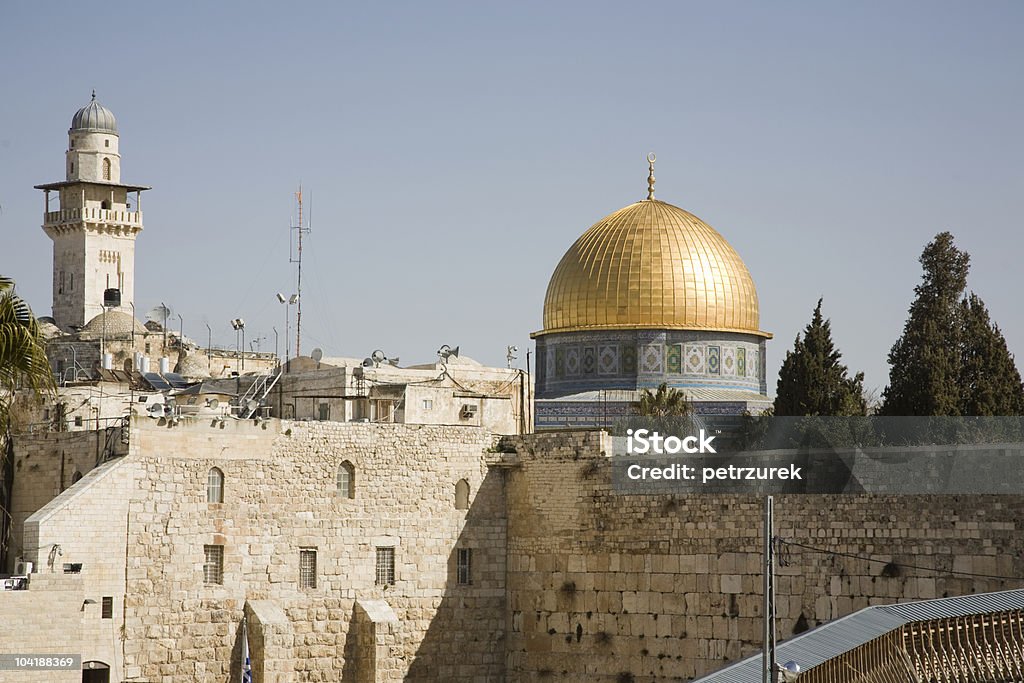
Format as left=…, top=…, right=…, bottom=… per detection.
left=101, top=596, right=113, bottom=619
left=144, top=343, right=151, bottom=354
left=318, top=401, right=330, bottom=421
left=74, top=416, right=83, bottom=427
left=457, top=548, right=472, bottom=585
left=299, top=548, right=317, bottom=589
left=375, top=547, right=395, bottom=586
left=422, top=399, right=433, bottom=410
left=203, top=545, right=223, bottom=585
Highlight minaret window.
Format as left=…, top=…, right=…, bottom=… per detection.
left=104, top=139, right=109, bottom=148
left=102, top=158, right=111, bottom=180
left=70, top=139, right=75, bottom=149
left=69, top=163, right=74, bottom=174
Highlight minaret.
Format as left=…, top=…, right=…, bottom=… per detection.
left=35, top=92, right=150, bottom=330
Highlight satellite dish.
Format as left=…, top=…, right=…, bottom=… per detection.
left=362, top=358, right=374, bottom=367
left=450, top=346, right=459, bottom=358
left=146, top=303, right=172, bottom=325
left=147, top=403, right=163, bottom=418
left=388, top=357, right=400, bottom=366
left=245, top=399, right=259, bottom=414
left=371, top=350, right=386, bottom=364
left=311, top=348, right=323, bottom=362
left=207, top=398, right=220, bottom=410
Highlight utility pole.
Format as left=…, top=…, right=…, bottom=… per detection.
left=763, top=495, right=777, bottom=683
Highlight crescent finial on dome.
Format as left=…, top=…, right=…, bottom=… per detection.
left=646, top=152, right=656, bottom=200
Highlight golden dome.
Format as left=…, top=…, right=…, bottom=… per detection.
left=536, top=198, right=770, bottom=338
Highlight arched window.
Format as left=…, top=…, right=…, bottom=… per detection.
left=337, top=461, right=355, bottom=499
left=455, top=479, right=470, bottom=510
left=71, top=471, right=83, bottom=484
left=100, top=200, right=110, bottom=210
left=207, top=467, right=224, bottom=503
left=102, top=157, right=111, bottom=180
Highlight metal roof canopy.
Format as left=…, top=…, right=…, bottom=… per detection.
left=693, top=589, right=1024, bottom=683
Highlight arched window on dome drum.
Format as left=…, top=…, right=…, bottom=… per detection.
left=102, top=157, right=111, bottom=180
left=207, top=467, right=224, bottom=504
left=455, top=479, right=470, bottom=510
left=337, top=461, right=355, bottom=499
left=71, top=471, right=83, bottom=484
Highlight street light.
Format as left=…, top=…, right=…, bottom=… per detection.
left=275, top=293, right=298, bottom=364
left=231, top=318, right=245, bottom=373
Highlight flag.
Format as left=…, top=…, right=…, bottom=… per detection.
left=241, top=616, right=252, bottom=683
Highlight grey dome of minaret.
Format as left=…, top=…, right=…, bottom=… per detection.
left=70, top=91, right=118, bottom=134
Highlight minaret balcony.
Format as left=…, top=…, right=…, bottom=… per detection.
left=44, top=207, right=143, bottom=228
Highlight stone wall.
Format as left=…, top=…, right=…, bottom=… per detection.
left=502, top=431, right=1024, bottom=681
left=90, top=417, right=507, bottom=682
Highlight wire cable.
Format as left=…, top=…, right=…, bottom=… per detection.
left=779, top=537, right=1023, bottom=582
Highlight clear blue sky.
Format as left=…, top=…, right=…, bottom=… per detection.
left=2, top=1, right=1022, bottom=396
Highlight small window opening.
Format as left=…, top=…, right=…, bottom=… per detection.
left=457, top=548, right=472, bottom=585
left=299, top=548, right=317, bottom=589
left=203, top=545, right=223, bottom=585
left=455, top=479, right=470, bottom=510
left=375, top=547, right=395, bottom=586
left=336, top=461, right=355, bottom=499
left=207, top=467, right=224, bottom=503
left=101, top=596, right=113, bottom=618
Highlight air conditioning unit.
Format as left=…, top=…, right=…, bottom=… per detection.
left=460, top=404, right=478, bottom=419
left=14, top=559, right=33, bottom=575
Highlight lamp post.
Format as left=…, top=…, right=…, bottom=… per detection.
left=231, top=318, right=245, bottom=373
left=276, top=293, right=298, bottom=362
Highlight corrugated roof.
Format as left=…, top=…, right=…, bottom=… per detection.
left=693, top=589, right=1024, bottom=683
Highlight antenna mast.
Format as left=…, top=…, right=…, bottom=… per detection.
left=290, top=186, right=310, bottom=357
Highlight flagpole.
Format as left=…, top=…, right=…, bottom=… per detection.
left=241, top=613, right=252, bottom=683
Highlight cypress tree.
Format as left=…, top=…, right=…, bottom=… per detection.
left=959, top=294, right=1024, bottom=415
left=774, top=299, right=866, bottom=416
left=881, top=233, right=968, bottom=415
left=881, top=232, right=1024, bottom=416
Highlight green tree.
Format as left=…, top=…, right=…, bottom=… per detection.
left=0, top=276, right=54, bottom=433
left=881, top=232, right=1024, bottom=416
left=959, top=294, right=1024, bottom=415
left=636, top=383, right=691, bottom=417
left=774, top=299, right=866, bottom=416
left=881, top=232, right=968, bottom=415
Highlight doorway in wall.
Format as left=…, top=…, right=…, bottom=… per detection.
left=82, top=661, right=110, bottom=683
